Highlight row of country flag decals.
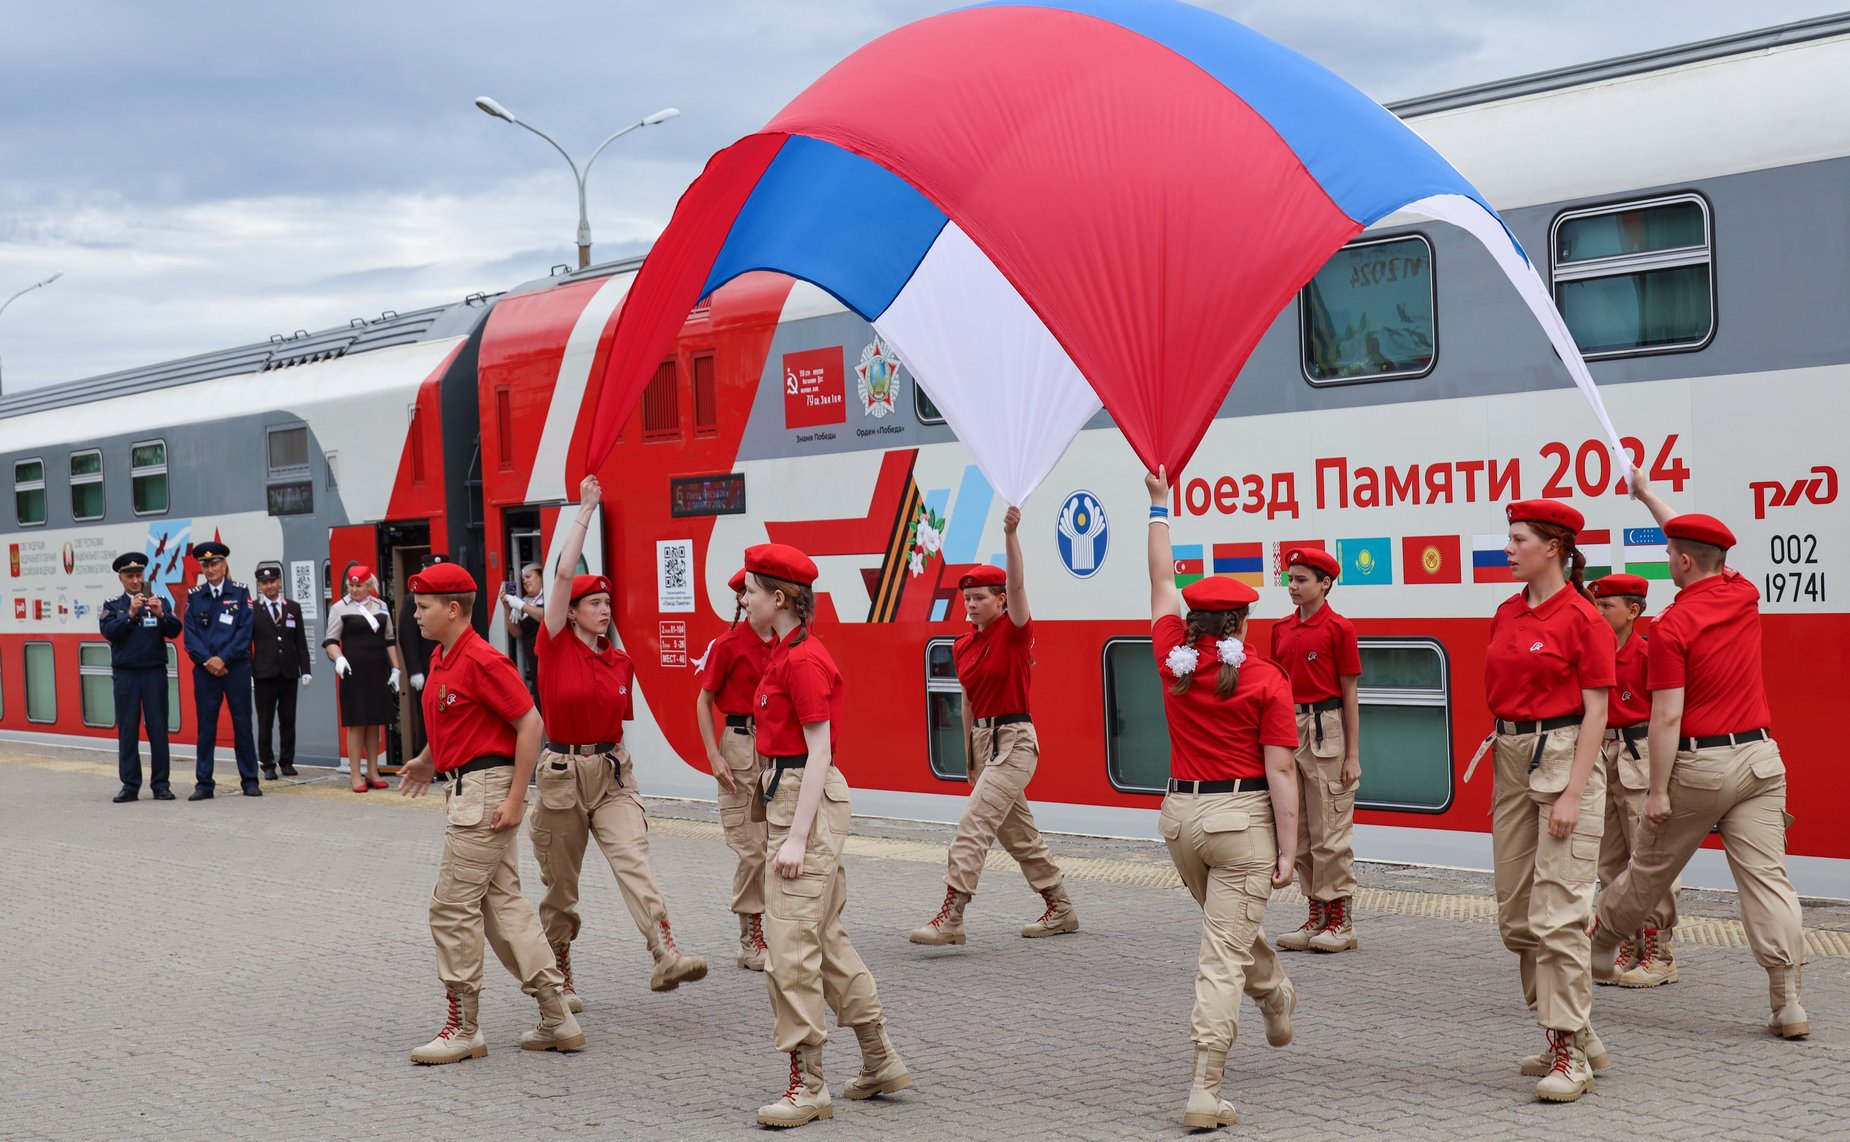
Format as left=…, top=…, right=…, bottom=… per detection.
left=1171, top=529, right=1672, bottom=588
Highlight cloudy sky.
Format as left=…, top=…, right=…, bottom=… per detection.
left=1, top=0, right=1842, bottom=390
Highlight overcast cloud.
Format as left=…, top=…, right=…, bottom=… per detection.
left=1, top=0, right=1842, bottom=388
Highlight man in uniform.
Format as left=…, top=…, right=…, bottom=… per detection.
left=1590, top=471, right=1810, bottom=1038
left=183, top=541, right=262, bottom=799
left=100, top=552, right=182, bottom=802
left=397, top=552, right=450, bottom=755
left=251, top=561, right=311, bottom=779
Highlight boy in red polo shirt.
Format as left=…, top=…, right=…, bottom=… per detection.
left=1587, top=574, right=1681, bottom=989
left=394, top=561, right=584, bottom=1064
left=1591, top=471, right=1810, bottom=1039
left=1270, top=546, right=1363, bottom=954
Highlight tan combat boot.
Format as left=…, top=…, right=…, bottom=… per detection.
left=520, top=984, right=587, bottom=1052
left=648, top=918, right=709, bottom=992
left=552, top=942, right=583, bottom=1013
left=737, top=912, right=768, bottom=972
left=1254, top=977, right=1296, bottom=1047
left=1275, top=899, right=1324, bottom=952
left=1521, top=1024, right=1610, bottom=1075
left=841, top=1020, right=912, bottom=1099
left=1597, top=934, right=1638, bottom=986
left=757, top=1044, right=832, bottom=1127
left=1767, top=965, right=1810, bottom=1038
left=1181, top=1045, right=1237, bottom=1130
left=1308, top=896, right=1357, bottom=953
left=410, top=991, right=486, bottom=1065
left=1021, top=883, right=1079, bottom=938
left=1533, top=1029, right=1595, bottom=1102
left=908, top=887, right=969, bottom=946
left=1618, top=927, right=1678, bottom=988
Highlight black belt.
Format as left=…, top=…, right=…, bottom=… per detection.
left=974, top=713, right=1032, bottom=761
left=724, top=713, right=754, bottom=735
left=1607, top=723, right=1648, bottom=761
left=1167, top=777, right=1268, bottom=794
left=453, top=755, right=513, bottom=780
left=1298, top=697, right=1342, bottom=746
left=545, top=740, right=617, bottom=756
left=762, top=755, right=808, bottom=803
left=1680, top=728, right=1769, bottom=752
left=1496, top=715, right=1582, bottom=773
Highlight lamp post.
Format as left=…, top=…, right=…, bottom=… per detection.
left=475, top=97, right=679, bottom=269
left=0, top=271, right=63, bottom=394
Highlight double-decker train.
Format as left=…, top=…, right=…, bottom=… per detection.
left=4, top=17, right=1846, bottom=896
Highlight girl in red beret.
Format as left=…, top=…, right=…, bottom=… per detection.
left=743, top=542, right=908, bottom=1128
left=322, top=563, right=401, bottom=793
left=1479, top=498, right=1615, bottom=1101
left=526, top=475, right=707, bottom=1013
left=909, top=505, right=1078, bottom=947
left=695, top=565, right=775, bottom=972
left=1270, top=545, right=1363, bottom=954
left=1144, top=469, right=1300, bottom=1131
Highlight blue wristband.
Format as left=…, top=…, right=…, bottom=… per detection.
left=1148, top=505, right=1169, bottom=519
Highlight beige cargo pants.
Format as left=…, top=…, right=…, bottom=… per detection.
left=762, top=763, right=884, bottom=1051
left=1597, top=738, right=1803, bottom=970
left=717, top=724, right=769, bottom=915
left=430, top=763, right=563, bottom=997
left=1159, top=789, right=1288, bottom=1052
left=945, top=721, right=1064, bottom=897
left=1294, top=708, right=1358, bottom=901
left=527, top=745, right=668, bottom=947
left=1491, top=727, right=1606, bottom=1032
left=1598, top=733, right=1679, bottom=932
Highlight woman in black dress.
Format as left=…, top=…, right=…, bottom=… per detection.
left=322, top=564, right=401, bottom=792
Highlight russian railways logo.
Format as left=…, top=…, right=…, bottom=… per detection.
left=1056, top=490, right=1109, bottom=579
left=856, top=335, right=902, bottom=419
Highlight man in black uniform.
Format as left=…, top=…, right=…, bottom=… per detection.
left=100, top=552, right=183, bottom=802
left=251, top=561, right=312, bottom=779
left=396, top=552, right=449, bottom=755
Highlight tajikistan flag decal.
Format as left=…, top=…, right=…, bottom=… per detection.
left=1580, top=530, right=1612, bottom=579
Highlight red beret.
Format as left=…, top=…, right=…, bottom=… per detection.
left=570, top=574, right=612, bottom=603
left=727, top=568, right=747, bottom=594
left=745, top=543, right=818, bottom=587
left=1665, top=513, right=1736, bottom=549
left=1181, top=576, right=1260, bottom=612
left=1588, top=573, right=1650, bottom=599
left=1506, top=498, right=1584, bottom=536
left=1285, top=547, right=1341, bottom=581
left=347, top=564, right=373, bottom=584
left=958, top=564, right=1007, bottom=590
left=409, top=563, right=476, bottom=594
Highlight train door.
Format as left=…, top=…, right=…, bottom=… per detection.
left=503, top=509, right=543, bottom=696
left=379, top=519, right=431, bottom=772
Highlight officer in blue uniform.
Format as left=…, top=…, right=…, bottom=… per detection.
left=100, top=552, right=183, bottom=802
left=183, top=541, right=262, bottom=799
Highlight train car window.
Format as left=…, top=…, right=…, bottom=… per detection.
left=24, top=642, right=55, bottom=724
left=1301, top=233, right=1437, bottom=385
left=1551, top=194, right=1713, bottom=357
left=166, top=643, right=182, bottom=732
left=130, top=440, right=168, bottom=516
left=266, top=426, right=310, bottom=478
left=14, top=458, right=46, bottom=526
left=915, top=385, right=946, bottom=426
left=1102, top=637, right=1171, bottom=794
left=924, top=638, right=968, bottom=781
left=1353, top=638, right=1452, bottom=813
left=643, top=359, right=682, bottom=442
left=70, top=449, right=104, bottom=522
left=692, top=353, right=718, bottom=436
left=495, top=386, right=514, bottom=471
left=408, top=405, right=427, bottom=484
left=79, top=643, right=115, bottom=727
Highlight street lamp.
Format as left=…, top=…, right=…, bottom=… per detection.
left=0, top=271, right=63, bottom=394
left=475, top=97, right=680, bottom=269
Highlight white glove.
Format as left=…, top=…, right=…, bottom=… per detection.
left=388, top=667, right=402, bottom=693
left=335, top=655, right=352, bottom=678
left=504, top=594, right=525, bottom=612
left=410, top=672, right=425, bottom=691
left=299, top=674, right=313, bottom=689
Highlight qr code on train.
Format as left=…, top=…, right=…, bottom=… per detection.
left=661, top=543, right=689, bottom=590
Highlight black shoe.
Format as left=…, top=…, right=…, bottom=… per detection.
left=188, top=787, right=214, bottom=801
left=113, top=788, right=139, bottom=803
left=261, top=765, right=278, bottom=780
left=152, top=789, right=176, bottom=801
left=279, top=763, right=298, bottom=777
left=242, top=784, right=263, bottom=797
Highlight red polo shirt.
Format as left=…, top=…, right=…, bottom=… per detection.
left=1270, top=603, right=1363, bottom=703
left=697, top=623, right=773, bottom=717
left=1607, top=625, right=1651, bottom=730
left=1484, top=587, right=1616, bottom=722
left=423, top=626, right=534, bottom=773
left=535, top=622, right=633, bottom=743
left=753, top=629, right=844, bottom=757
left=1153, top=615, right=1298, bottom=781
left=954, top=613, right=1034, bottom=719
left=1648, top=570, right=1772, bottom=738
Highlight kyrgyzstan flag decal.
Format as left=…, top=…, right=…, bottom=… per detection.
left=1401, top=535, right=1462, bottom=584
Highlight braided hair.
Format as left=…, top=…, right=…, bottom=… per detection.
left=1169, top=608, right=1248, bottom=699
left=751, top=573, right=815, bottom=645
